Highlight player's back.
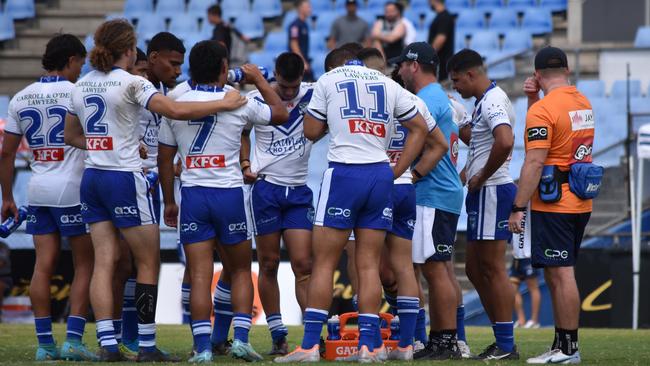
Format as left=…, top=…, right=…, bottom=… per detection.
left=6, top=77, right=85, bottom=206
left=307, top=64, right=418, bottom=164
left=70, top=68, right=158, bottom=172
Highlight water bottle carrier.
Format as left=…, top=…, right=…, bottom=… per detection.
left=323, top=312, right=399, bottom=360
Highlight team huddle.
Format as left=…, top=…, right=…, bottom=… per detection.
left=0, top=14, right=597, bottom=365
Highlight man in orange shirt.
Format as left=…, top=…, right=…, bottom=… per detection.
left=508, top=47, right=594, bottom=364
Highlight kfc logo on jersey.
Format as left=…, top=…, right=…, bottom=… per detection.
left=348, top=119, right=386, bottom=137
left=33, top=148, right=64, bottom=162
left=569, top=109, right=594, bottom=131
left=86, top=136, right=113, bottom=150
left=186, top=154, right=225, bottom=169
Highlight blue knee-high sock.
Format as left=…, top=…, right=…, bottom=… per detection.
left=397, top=296, right=419, bottom=348
left=113, top=319, right=122, bottom=344
left=34, top=317, right=54, bottom=345
left=121, top=278, right=138, bottom=343
left=384, top=293, right=398, bottom=315
left=181, top=283, right=191, bottom=325
left=96, top=319, right=119, bottom=353
left=415, top=308, right=427, bottom=344
left=267, top=313, right=288, bottom=342
left=457, top=305, right=467, bottom=342
left=191, top=320, right=212, bottom=353
left=301, top=308, right=328, bottom=349
left=358, top=314, right=379, bottom=352
left=374, top=317, right=383, bottom=348
left=493, top=322, right=514, bottom=352
left=66, top=316, right=86, bottom=342
left=211, top=280, right=233, bottom=345
left=233, top=313, right=253, bottom=343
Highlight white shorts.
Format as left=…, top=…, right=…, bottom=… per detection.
left=412, top=206, right=459, bottom=264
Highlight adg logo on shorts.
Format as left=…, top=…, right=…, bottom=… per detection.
left=114, top=206, right=138, bottom=216
left=382, top=208, right=393, bottom=221
left=306, top=208, right=315, bottom=223
left=60, top=214, right=83, bottom=225
left=544, top=249, right=568, bottom=259
left=228, top=222, right=247, bottom=233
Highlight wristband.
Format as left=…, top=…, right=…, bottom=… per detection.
left=511, top=204, right=527, bottom=213
left=412, top=168, right=423, bottom=179
left=240, top=159, right=250, bottom=164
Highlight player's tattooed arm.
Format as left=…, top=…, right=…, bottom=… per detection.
left=394, top=112, right=429, bottom=179
left=64, top=113, right=87, bottom=150
left=158, top=144, right=178, bottom=228
left=148, top=91, right=247, bottom=121
left=412, top=127, right=449, bottom=182
left=0, top=132, right=21, bottom=221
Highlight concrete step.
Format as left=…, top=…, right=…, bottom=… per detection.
left=0, top=77, right=36, bottom=95
left=0, top=55, right=42, bottom=78
left=5, top=31, right=87, bottom=55
left=56, top=0, right=124, bottom=13
left=32, top=12, right=107, bottom=35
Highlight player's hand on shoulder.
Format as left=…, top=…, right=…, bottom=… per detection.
left=222, top=90, right=247, bottom=110
left=164, top=203, right=179, bottom=228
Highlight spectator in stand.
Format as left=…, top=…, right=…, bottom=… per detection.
left=328, top=0, right=369, bottom=49
left=207, top=4, right=249, bottom=58
left=371, top=2, right=406, bottom=61
left=0, top=241, right=11, bottom=321
left=428, top=0, right=455, bottom=82
left=288, top=0, right=313, bottom=81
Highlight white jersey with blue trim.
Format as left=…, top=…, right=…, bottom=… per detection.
left=465, top=83, right=515, bottom=186
left=387, top=92, right=438, bottom=185
left=68, top=68, right=159, bottom=172
left=167, top=80, right=236, bottom=101
left=158, top=84, right=272, bottom=188
left=138, top=82, right=167, bottom=170
left=4, top=76, right=85, bottom=207
left=246, top=82, right=314, bottom=186
left=307, top=62, right=419, bottom=164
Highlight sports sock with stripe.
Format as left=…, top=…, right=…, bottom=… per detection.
left=66, top=316, right=86, bottom=342
left=233, top=313, right=252, bottom=343
left=266, top=313, right=288, bottom=342
left=121, top=278, right=138, bottom=343
left=136, top=283, right=158, bottom=353
left=34, top=316, right=54, bottom=345
left=493, top=321, right=514, bottom=353
left=397, top=296, right=419, bottom=348
left=211, top=280, right=233, bottom=345
left=301, top=308, right=328, bottom=349
left=358, top=313, right=379, bottom=352
left=191, top=320, right=212, bottom=353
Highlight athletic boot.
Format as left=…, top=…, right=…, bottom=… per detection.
left=374, top=344, right=387, bottom=361
left=457, top=339, right=473, bottom=359
left=474, top=342, right=520, bottom=361
left=136, top=347, right=181, bottom=362
left=231, top=339, right=264, bottom=362
left=427, top=341, right=462, bottom=360
left=269, top=337, right=289, bottom=355
left=188, top=350, right=214, bottom=363
left=212, top=339, right=232, bottom=355
left=387, top=345, right=413, bottom=360
left=120, top=339, right=139, bottom=361
left=96, top=347, right=125, bottom=362
left=60, top=340, right=99, bottom=361
left=35, top=343, right=60, bottom=361
left=274, top=345, right=320, bottom=363
left=358, top=345, right=381, bottom=363
left=527, top=348, right=581, bottom=364
left=413, top=340, right=439, bottom=360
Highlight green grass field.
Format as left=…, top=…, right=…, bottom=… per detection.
left=0, top=324, right=648, bottom=365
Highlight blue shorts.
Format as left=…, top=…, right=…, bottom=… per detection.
left=151, top=182, right=161, bottom=224
left=509, top=258, right=538, bottom=280
left=26, top=205, right=88, bottom=237
left=389, top=184, right=416, bottom=240
left=466, top=182, right=516, bottom=241
left=314, top=162, right=393, bottom=230
left=250, top=179, right=314, bottom=236
left=80, top=168, right=156, bottom=228
left=531, top=211, right=590, bottom=268
left=179, top=186, right=251, bottom=246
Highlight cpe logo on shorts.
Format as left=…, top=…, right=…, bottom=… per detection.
left=436, top=244, right=453, bottom=254
left=60, top=214, right=83, bottom=225
left=544, top=249, right=568, bottom=260
left=327, top=207, right=351, bottom=218
left=497, top=220, right=509, bottom=229
left=114, top=206, right=138, bottom=217
left=382, top=207, right=393, bottom=220
left=228, top=222, right=247, bottom=233
left=181, top=222, right=198, bottom=232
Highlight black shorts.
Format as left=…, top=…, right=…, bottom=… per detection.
left=531, top=211, right=591, bottom=268
left=509, top=258, right=538, bottom=281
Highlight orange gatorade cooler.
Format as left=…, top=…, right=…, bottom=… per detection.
left=323, top=312, right=399, bottom=360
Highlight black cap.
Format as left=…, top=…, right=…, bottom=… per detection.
left=534, top=46, right=568, bottom=70
left=345, top=0, right=358, bottom=5
left=388, top=42, right=439, bottom=65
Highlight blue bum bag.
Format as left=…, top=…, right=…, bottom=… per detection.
left=538, top=163, right=604, bottom=202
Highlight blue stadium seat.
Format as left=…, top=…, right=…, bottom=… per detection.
left=180, top=33, right=202, bottom=52
left=264, top=31, right=288, bottom=53
left=446, top=0, right=472, bottom=14
left=611, top=79, right=641, bottom=99
left=136, top=17, right=167, bottom=42
left=576, top=79, right=605, bottom=99
left=501, top=30, right=532, bottom=53
left=456, top=9, right=487, bottom=32
left=404, top=8, right=435, bottom=30
left=358, top=11, right=379, bottom=27
left=540, top=0, right=567, bottom=13
left=470, top=30, right=499, bottom=55
left=0, top=12, right=16, bottom=41
left=248, top=51, right=276, bottom=72
left=634, top=26, right=650, bottom=48
left=156, top=0, right=186, bottom=17
left=507, top=0, right=537, bottom=12
left=169, top=13, right=201, bottom=37
left=521, top=8, right=553, bottom=35
left=513, top=97, right=527, bottom=148
left=282, top=10, right=298, bottom=30
left=311, top=51, right=327, bottom=78
left=83, top=34, right=94, bottom=51
left=455, top=32, right=468, bottom=52
left=220, top=0, right=250, bottom=17
left=124, top=0, right=154, bottom=18
left=253, top=0, right=283, bottom=19
left=0, top=95, right=9, bottom=118
left=631, top=97, right=650, bottom=115
left=315, top=11, right=341, bottom=33
left=488, top=8, right=518, bottom=34
left=310, top=31, right=328, bottom=53
left=365, top=0, right=387, bottom=8
left=474, top=0, right=505, bottom=10
left=81, top=58, right=94, bottom=76
left=5, top=0, right=35, bottom=20
left=187, top=0, right=214, bottom=16
left=105, top=12, right=125, bottom=21
left=233, top=13, right=265, bottom=39
left=486, top=55, right=515, bottom=80
left=312, top=0, right=335, bottom=12
left=409, top=0, right=431, bottom=8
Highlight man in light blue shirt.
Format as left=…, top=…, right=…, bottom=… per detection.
left=390, top=42, right=469, bottom=360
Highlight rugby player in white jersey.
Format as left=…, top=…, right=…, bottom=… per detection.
left=240, top=52, right=314, bottom=355
left=62, top=19, right=246, bottom=362
left=116, top=32, right=187, bottom=359
left=448, top=49, right=518, bottom=360
left=275, top=47, right=429, bottom=363
left=158, top=40, right=289, bottom=363
left=0, top=34, right=97, bottom=362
